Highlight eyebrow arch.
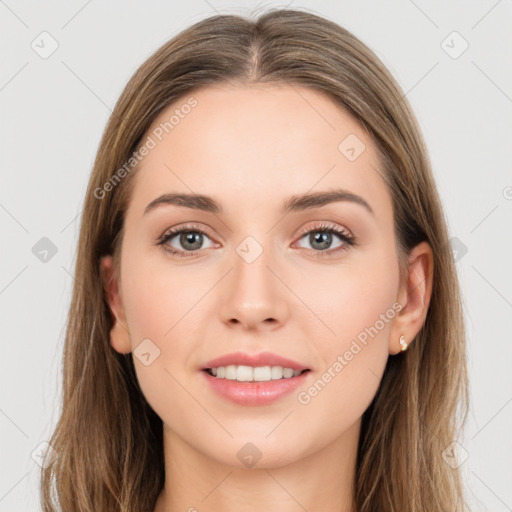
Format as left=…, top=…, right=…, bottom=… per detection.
left=143, top=188, right=374, bottom=216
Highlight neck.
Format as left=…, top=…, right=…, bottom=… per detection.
left=154, top=418, right=360, bottom=512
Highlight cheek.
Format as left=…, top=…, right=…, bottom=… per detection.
left=121, top=249, right=207, bottom=345
left=293, top=251, right=399, bottom=347
left=292, top=250, right=398, bottom=410
left=120, top=258, right=206, bottom=429
left=292, top=279, right=395, bottom=453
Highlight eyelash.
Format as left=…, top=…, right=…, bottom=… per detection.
left=156, top=222, right=356, bottom=258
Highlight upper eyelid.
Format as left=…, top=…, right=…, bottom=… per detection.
left=159, top=222, right=352, bottom=246
left=296, top=222, right=352, bottom=238
left=159, top=223, right=216, bottom=242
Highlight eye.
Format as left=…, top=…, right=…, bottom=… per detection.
left=157, top=224, right=216, bottom=257
left=156, top=222, right=356, bottom=258
left=294, top=222, right=355, bottom=256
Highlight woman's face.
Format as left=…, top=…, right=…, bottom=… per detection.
left=101, top=83, right=418, bottom=468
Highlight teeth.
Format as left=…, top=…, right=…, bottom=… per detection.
left=207, top=365, right=304, bottom=382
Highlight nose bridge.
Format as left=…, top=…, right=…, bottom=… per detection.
left=233, top=232, right=277, bottom=303
left=219, top=232, right=289, bottom=329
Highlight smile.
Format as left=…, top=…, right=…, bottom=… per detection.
left=201, top=367, right=312, bottom=406
left=205, top=365, right=309, bottom=381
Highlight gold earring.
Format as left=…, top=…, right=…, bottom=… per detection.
left=399, top=335, right=408, bottom=352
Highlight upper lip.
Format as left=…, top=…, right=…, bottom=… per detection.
left=201, top=351, right=310, bottom=371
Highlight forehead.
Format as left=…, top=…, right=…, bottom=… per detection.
left=126, top=83, right=390, bottom=221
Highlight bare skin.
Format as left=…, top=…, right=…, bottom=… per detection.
left=100, top=83, right=433, bottom=512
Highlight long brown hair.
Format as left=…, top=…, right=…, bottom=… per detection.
left=41, top=8, right=470, bottom=511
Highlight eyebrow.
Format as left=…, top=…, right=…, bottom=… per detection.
left=143, top=188, right=374, bottom=217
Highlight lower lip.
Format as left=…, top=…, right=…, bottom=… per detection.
left=201, top=370, right=311, bottom=406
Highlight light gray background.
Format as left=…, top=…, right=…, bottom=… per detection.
left=1, top=1, right=511, bottom=510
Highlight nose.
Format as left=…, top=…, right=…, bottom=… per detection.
left=219, top=242, right=290, bottom=332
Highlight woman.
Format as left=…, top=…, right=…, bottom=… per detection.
left=40, top=8, right=470, bottom=512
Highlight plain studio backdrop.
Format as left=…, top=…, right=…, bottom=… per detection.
left=1, top=1, right=511, bottom=510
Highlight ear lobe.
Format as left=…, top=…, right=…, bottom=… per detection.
left=99, top=255, right=132, bottom=354
left=390, top=241, right=434, bottom=354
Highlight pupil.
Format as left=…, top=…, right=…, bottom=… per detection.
left=181, top=231, right=202, bottom=250
left=311, top=231, right=331, bottom=250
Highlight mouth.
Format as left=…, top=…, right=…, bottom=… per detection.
left=203, top=365, right=311, bottom=382
left=201, top=365, right=312, bottom=406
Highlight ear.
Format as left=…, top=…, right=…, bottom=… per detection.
left=389, top=241, right=434, bottom=354
left=99, top=255, right=132, bottom=354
